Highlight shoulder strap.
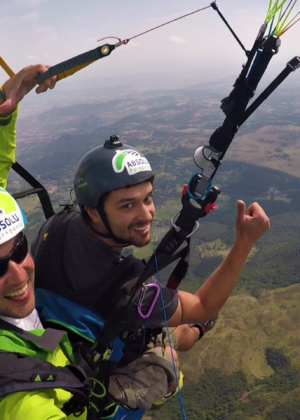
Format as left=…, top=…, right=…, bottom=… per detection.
left=97, top=245, right=189, bottom=349
left=0, top=319, right=65, bottom=352
left=0, top=351, right=92, bottom=416
left=34, top=208, right=77, bottom=289
left=94, top=255, right=145, bottom=302
left=0, top=322, right=103, bottom=418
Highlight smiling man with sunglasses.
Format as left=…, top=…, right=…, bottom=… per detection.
left=0, top=189, right=95, bottom=417
left=0, top=186, right=97, bottom=420
left=0, top=188, right=35, bottom=322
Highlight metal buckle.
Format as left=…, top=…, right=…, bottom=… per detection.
left=171, top=210, right=200, bottom=238
left=287, top=56, right=300, bottom=71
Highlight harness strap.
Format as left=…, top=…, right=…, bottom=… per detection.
left=34, top=207, right=77, bottom=288
left=239, top=56, right=300, bottom=126
left=0, top=319, right=65, bottom=352
left=0, top=323, right=94, bottom=418
left=11, top=162, right=55, bottom=220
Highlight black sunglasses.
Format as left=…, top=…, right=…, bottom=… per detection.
left=0, top=233, right=28, bottom=277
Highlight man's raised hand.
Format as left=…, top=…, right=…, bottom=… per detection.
left=235, top=200, right=270, bottom=248
left=0, top=64, right=57, bottom=116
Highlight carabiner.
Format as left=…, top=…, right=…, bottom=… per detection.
left=137, top=283, right=160, bottom=319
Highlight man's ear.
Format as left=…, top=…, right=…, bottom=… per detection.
left=84, top=206, right=101, bottom=223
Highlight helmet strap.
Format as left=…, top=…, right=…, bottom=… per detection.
left=94, top=204, right=129, bottom=246
left=88, top=223, right=112, bottom=239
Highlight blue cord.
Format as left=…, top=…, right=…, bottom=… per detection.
left=246, top=21, right=272, bottom=79
left=154, top=251, right=187, bottom=420
left=247, top=21, right=276, bottom=79
left=268, top=15, right=275, bottom=36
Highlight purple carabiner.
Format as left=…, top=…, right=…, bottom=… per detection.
left=137, top=283, right=160, bottom=319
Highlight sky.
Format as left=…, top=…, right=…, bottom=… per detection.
left=0, top=0, right=300, bottom=101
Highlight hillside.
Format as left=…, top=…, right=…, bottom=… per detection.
left=146, top=285, right=300, bottom=419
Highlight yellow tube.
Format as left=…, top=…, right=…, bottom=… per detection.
left=0, top=57, right=15, bottom=77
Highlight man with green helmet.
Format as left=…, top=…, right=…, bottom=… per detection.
left=32, top=134, right=270, bottom=416
left=0, top=65, right=95, bottom=420
left=33, top=136, right=195, bottom=415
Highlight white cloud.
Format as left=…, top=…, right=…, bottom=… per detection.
left=27, top=55, right=36, bottom=60
left=168, top=35, right=184, bottom=43
left=21, top=11, right=39, bottom=21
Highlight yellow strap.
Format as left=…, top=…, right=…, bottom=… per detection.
left=0, top=57, right=15, bottom=77
left=57, top=60, right=95, bottom=81
left=0, top=57, right=14, bottom=102
left=0, top=55, right=95, bottom=83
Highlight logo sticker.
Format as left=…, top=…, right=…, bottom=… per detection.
left=0, top=211, right=23, bottom=243
left=0, top=190, right=25, bottom=245
left=77, top=177, right=87, bottom=189
left=112, top=149, right=152, bottom=175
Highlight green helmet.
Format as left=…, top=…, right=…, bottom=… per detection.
left=74, top=135, right=154, bottom=208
